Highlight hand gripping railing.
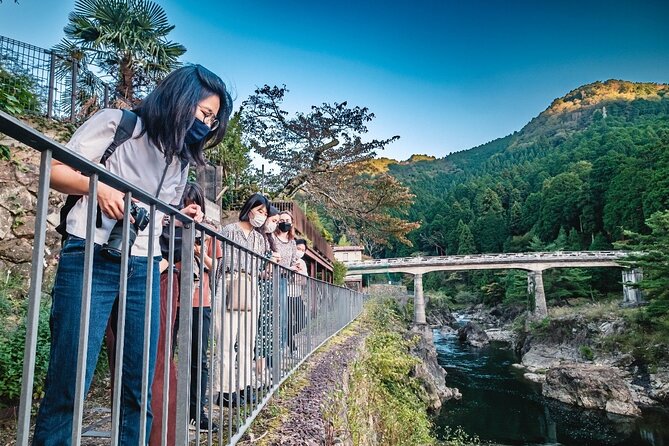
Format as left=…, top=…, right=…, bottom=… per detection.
left=0, top=110, right=365, bottom=446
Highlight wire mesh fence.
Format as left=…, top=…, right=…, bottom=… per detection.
left=0, top=35, right=111, bottom=121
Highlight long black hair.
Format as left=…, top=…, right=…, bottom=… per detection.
left=181, top=181, right=206, bottom=216
left=238, top=193, right=269, bottom=222
left=134, top=64, right=233, bottom=166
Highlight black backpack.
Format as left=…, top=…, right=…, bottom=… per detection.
left=55, top=109, right=138, bottom=240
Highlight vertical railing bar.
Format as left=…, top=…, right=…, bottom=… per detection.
left=242, top=248, right=249, bottom=421
left=195, top=227, right=205, bottom=440
left=207, top=239, right=218, bottom=446
left=234, top=246, right=242, bottom=430
left=71, top=173, right=98, bottom=446
left=250, top=253, right=257, bottom=414
left=271, top=265, right=280, bottom=387
left=46, top=55, right=55, bottom=119
left=161, top=215, right=176, bottom=446
left=139, top=203, right=156, bottom=445
left=175, top=222, right=195, bottom=446
left=15, top=149, right=52, bottom=446
left=111, top=192, right=132, bottom=445
left=227, top=243, right=235, bottom=438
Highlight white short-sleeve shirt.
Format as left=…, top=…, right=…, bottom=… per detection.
left=64, top=109, right=188, bottom=257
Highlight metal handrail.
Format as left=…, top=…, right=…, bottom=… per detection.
left=0, top=110, right=366, bottom=446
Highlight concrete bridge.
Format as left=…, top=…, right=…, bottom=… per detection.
left=344, top=251, right=642, bottom=322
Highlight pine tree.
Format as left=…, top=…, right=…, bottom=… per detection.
left=457, top=221, right=476, bottom=255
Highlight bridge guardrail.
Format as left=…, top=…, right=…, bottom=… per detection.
left=344, top=251, right=629, bottom=269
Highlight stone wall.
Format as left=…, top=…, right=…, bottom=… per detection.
left=0, top=140, right=65, bottom=277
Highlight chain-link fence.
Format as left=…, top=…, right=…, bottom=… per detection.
left=0, top=35, right=111, bottom=121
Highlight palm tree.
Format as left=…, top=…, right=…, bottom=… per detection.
left=61, top=0, right=186, bottom=103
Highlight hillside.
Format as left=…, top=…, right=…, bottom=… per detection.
left=380, top=79, right=669, bottom=302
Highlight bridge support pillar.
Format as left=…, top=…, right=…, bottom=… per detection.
left=413, top=273, right=426, bottom=325
left=527, top=271, right=547, bottom=319
left=622, top=268, right=643, bottom=305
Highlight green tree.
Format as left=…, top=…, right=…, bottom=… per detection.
left=333, top=260, right=347, bottom=286
left=241, top=85, right=418, bottom=254
left=60, top=0, right=186, bottom=103
left=205, top=112, right=255, bottom=208
left=617, top=210, right=669, bottom=316
left=456, top=220, right=476, bottom=255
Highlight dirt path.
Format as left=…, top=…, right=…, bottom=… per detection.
left=242, top=323, right=367, bottom=446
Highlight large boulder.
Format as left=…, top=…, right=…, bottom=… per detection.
left=543, top=365, right=641, bottom=417
left=458, top=321, right=489, bottom=348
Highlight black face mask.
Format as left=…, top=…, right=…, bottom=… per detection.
left=278, top=222, right=292, bottom=233
left=184, top=118, right=211, bottom=145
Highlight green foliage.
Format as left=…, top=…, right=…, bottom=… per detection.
left=617, top=210, right=669, bottom=317
left=601, top=309, right=669, bottom=367
left=347, top=298, right=436, bottom=445
left=305, top=207, right=334, bottom=243
left=0, top=63, right=40, bottom=115
left=205, top=112, right=257, bottom=208
left=381, top=83, right=669, bottom=309
left=60, top=0, right=186, bottom=102
left=579, top=345, right=594, bottom=361
left=0, top=270, right=51, bottom=407
left=333, top=260, right=347, bottom=286
left=441, top=426, right=484, bottom=446
left=337, top=234, right=350, bottom=246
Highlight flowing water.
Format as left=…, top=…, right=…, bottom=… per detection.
left=433, top=328, right=669, bottom=446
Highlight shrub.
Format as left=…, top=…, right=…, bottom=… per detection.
left=579, top=345, right=595, bottom=361
left=0, top=270, right=51, bottom=407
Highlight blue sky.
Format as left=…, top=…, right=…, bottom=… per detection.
left=1, top=0, right=667, bottom=160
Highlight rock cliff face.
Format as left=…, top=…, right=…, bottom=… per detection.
left=0, top=144, right=64, bottom=277
left=409, top=324, right=461, bottom=411
left=543, top=365, right=642, bottom=417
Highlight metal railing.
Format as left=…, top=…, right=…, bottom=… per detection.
left=0, top=110, right=365, bottom=445
left=0, top=35, right=111, bottom=121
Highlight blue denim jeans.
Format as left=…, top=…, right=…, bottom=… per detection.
left=33, top=236, right=161, bottom=446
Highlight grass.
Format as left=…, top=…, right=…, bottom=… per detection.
left=343, top=298, right=436, bottom=446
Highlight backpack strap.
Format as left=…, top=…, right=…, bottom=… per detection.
left=56, top=110, right=138, bottom=240
left=101, top=109, right=137, bottom=164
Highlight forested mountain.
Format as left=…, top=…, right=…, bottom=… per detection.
left=379, top=79, right=669, bottom=302
left=385, top=79, right=669, bottom=257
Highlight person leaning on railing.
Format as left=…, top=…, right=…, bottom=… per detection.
left=271, top=210, right=299, bottom=350
left=34, top=65, right=233, bottom=446
left=214, top=193, right=270, bottom=408
left=253, top=205, right=281, bottom=377
left=289, top=239, right=309, bottom=351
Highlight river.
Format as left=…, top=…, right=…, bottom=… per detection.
left=433, top=329, right=669, bottom=446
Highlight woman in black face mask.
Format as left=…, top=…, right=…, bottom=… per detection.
left=272, top=211, right=299, bottom=352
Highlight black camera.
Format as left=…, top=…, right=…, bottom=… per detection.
left=101, top=202, right=150, bottom=261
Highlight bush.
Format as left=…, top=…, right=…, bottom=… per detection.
left=333, top=260, right=347, bottom=286
left=0, top=271, right=51, bottom=408
left=579, top=345, right=595, bottom=361
left=0, top=64, right=41, bottom=115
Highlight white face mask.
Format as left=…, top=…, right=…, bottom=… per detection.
left=250, top=211, right=267, bottom=228
left=264, top=221, right=277, bottom=233
left=296, top=250, right=305, bottom=259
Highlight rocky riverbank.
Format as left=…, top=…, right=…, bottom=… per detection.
left=452, top=303, right=669, bottom=417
